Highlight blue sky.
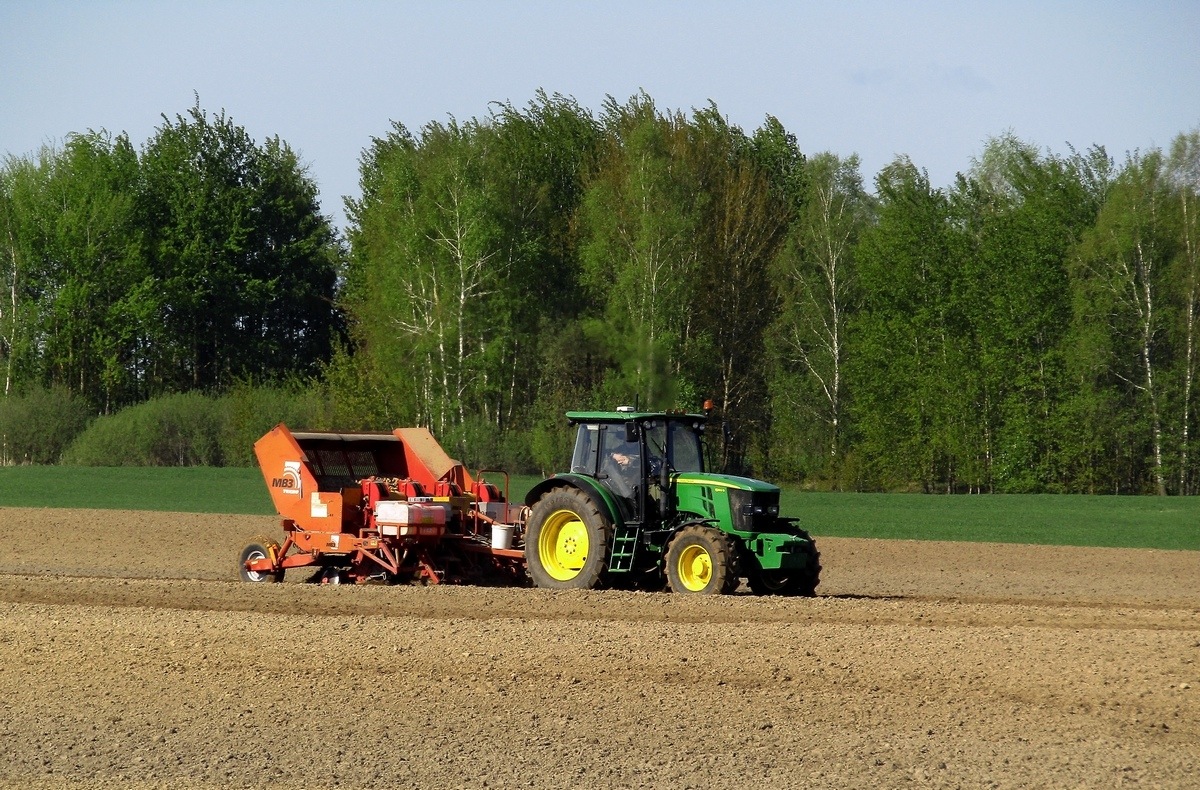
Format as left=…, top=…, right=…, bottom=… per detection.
left=3, top=1, right=1198, bottom=231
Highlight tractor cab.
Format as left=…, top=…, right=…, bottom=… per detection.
left=566, top=408, right=707, bottom=521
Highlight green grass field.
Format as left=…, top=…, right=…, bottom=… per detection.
left=0, top=466, right=1196, bottom=550
left=0, top=466, right=279, bottom=515
left=780, top=490, right=1200, bottom=551
left=0, top=466, right=541, bottom=517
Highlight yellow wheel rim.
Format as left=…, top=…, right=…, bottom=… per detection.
left=538, top=509, right=589, bottom=581
left=676, top=544, right=712, bottom=592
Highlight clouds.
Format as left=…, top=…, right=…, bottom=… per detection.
left=933, top=64, right=994, bottom=94
left=848, top=64, right=992, bottom=94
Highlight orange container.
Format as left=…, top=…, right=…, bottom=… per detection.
left=254, top=424, right=476, bottom=535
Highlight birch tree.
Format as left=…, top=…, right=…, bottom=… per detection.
left=950, top=135, right=1096, bottom=492
left=1073, top=151, right=1175, bottom=494
left=578, top=94, right=702, bottom=407
left=1168, top=130, right=1200, bottom=492
left=480, top=93, right=600, bottom=431
left=345, top=97, right=599, bottom=445
left=343, top=121, right=427, bottom=426
left=851, top=158, right=963, bottom=490
left=769, top=151, right=868, bottom=477
left=0, top=158, right=28, bottom=399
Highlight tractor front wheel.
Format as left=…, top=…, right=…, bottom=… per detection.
left=665, top=525, right=735, bottom=595
left=238, top=538, right=284, bottom=583
left=525, top=487, right=612, bottom=590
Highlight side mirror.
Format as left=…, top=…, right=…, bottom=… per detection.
left=624, top=421, right=639, bottom=442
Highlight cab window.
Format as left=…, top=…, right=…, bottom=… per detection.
left=571, top=424, right=599, bottom=474
left=598, top=425, right=640, bottom=500
left=670, top=422, right=703, bottom=473
left=644, top=421, right=667, bottom=474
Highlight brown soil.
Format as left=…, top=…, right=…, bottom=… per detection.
left=1, top=506, right=1197, bottom=789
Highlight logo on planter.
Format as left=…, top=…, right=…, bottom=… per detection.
left=272, top=460, right=302, bottom=496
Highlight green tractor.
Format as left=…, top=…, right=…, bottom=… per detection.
left=523, top=407, right=820, bottom=595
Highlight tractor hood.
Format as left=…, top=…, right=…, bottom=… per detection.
left=671, top=472, right=783, bottom=535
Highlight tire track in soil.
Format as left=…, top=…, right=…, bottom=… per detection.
left=1, top=574, right=1198, bottom=634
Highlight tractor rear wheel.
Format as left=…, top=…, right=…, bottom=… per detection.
left=238, top=538, right=284, bottom=583
left=525, top=487, right=612, bottom=590
left=665, top=525, right=735, bottom=595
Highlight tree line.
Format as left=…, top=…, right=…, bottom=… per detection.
left=3, top=92, right=1199, bottom=493
left=0, top=100, right=341, bottom=412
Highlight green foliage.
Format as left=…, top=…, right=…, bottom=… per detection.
left=137, top=100, right=342, bottom=393
left=64, top=392, right=224, bottom=466
left=58, top=384, right=348, bottom=468
left=442, top=416, right=536, bottom=475
left=338, top=98, right=1200, bottom=494
left=579, top=94, right=702, bottom=408
left=571, top=97, right=795, bottom=471
left=7, top=93, right=1200, bottom=496
left=343, top=93, right=602, bottom=443
left=0, top=385, right=92, bottom=464
left=949, top=136, right=1100, bottom=492
left=685, top=105, right=790, bottom=471
left=527, top=321, right=613, bottom=474
left=1069, top=148, right=1182, bottom=493
left=0, top=133, right=146, bottom=408
left=851, top=158, right=963, bottom=489
left=318, top=344, right=406, bottom=431
left=767, top=150, right=870, bottom=483
left=217, top=383, right=333, bottom=467
left=0, top=100, right=341, bottom=413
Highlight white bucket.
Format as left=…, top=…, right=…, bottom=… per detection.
left=491, top=524, right=515, bottom=550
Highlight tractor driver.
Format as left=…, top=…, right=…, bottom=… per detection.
left=602, top=437, right=641, bottom=500
left=602, top=434, right=664, bottom=499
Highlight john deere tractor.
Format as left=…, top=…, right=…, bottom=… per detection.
left=523, top=408, right=820, bottom=595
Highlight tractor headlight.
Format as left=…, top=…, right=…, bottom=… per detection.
left=739, top=502, right=779, bottom=516
left=730, top=489, right=782, bottom=531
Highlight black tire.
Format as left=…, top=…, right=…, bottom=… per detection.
left=238, top=539, right=284, bottom=583
left=747, top=544, right=820, bottom=597
left=664, top=525, right=735, bottom=595
left=525, top=487, right=613, bottom=590
left=721, top=539, right=743, bottom=593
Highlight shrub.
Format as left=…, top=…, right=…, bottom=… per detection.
left=443, top=417, right=537, bottom=475
left=218, top=383, right=332, bottom=466
left=319, top=347, right=405, bottom=431
left=0, top=386, right=93, bottom=464
left=64, top=392, right=224, bottom=466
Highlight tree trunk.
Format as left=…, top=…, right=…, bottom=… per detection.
left=4, top=228, right=17, bottom=398
left=1135, top=240, right=1167, bottom=495
left=1180, top=192, right=1198, bottom=494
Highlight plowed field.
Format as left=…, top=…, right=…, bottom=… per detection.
left=1, top=507, right=1197, bottom=789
